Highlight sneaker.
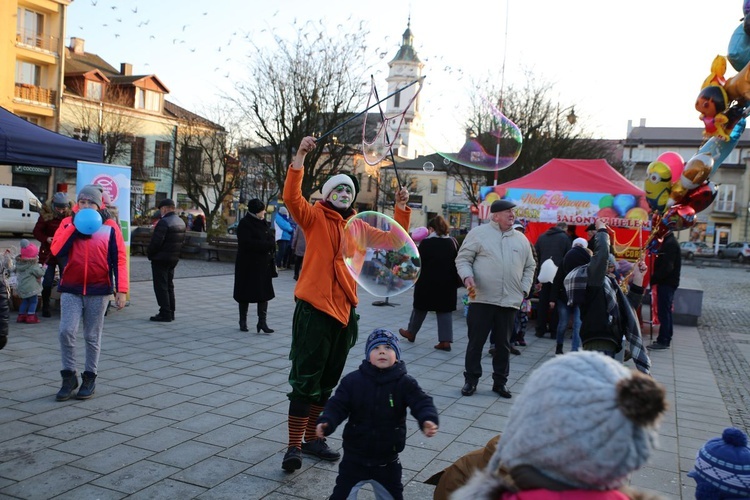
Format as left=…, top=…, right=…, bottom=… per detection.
left=301, top=438, right=340, bottom=461
left=282, top=446, right=302, bottom=471
left=510, top=347, right=521, bottom=356
left=516, top=339, right=527, bottom=346
left=488, top=346, right=496, bottom=356
left=647, top=342, right=670, bottom=350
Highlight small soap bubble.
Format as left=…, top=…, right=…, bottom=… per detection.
left=423, top=161, right=435, bottom=172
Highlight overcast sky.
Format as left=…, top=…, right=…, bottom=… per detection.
left=66, top=0, right=747, bottom=142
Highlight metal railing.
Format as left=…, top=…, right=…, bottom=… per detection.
left=14, top=83, right=56, bottom=105
left=16, top=29, right=58, bottom=52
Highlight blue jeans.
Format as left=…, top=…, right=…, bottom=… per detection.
left=555, top=300, right=581, bottom=351
left=19, top=295, right=38, bottom=314
left=656, top=284, right=676, bottom=346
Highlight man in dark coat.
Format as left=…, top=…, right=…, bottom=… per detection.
left=648, top=231, right=681, bottom=350
left=233, top=199, right=276, bottom=333
left=147, top=199, right=186, bottom=322
left=534, top=222, right=571, bottom=338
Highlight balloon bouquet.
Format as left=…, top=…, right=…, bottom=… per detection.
left=635, top=0, right=750, bottom=273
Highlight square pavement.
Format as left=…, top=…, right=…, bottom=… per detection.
left=0, top=261, right=733, bottom=499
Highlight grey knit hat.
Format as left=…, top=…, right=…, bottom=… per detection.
left=491, top=351, right=666, bottom=490
left=77, top=184, right=103, bottom=209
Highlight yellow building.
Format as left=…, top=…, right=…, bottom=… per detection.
left=0, top=0, right=69, bottom=129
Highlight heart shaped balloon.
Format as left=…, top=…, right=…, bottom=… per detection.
left=683, top=182, right=718, bottom=214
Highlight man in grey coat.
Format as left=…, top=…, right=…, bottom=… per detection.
left=455, top=200, right=536, bottom=399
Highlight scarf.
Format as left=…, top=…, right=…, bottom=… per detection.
left=564, top=265, right=651, bottom=375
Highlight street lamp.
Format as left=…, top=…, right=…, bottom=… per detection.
left=555, top=104, right=577, bottom=137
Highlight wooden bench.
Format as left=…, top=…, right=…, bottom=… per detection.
left=130, top=227, right=152, bottom=255
left=206, top=235, right=238, bottom=261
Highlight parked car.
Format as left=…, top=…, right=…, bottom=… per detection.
left=679, top=241, right=714, bottom=260
left=227, top=221, right=238, bottom=234
left=717, top=241, right=750, bottom=262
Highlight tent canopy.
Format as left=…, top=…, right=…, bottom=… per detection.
left=0, top=106, right=103, bottom=169
left=498, top=158, right=643, bottom=196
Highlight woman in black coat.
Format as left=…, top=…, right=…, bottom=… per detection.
left=233, top=199, right=276, bottom=333
left=399, top=216, right=458, bottom=351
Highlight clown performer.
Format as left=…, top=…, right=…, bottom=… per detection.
left=280, top=135, right=411, bottom=472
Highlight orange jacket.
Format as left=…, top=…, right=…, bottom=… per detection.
left=283, top=167, right=411, bottom=325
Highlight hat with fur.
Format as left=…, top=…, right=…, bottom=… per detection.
left=689, top=427, right=750, bottom=499
left=77, top=184, right=103, bottom=209
left=321, top=174, right=357, bottom=202
left=479, top=352, right=666, bottom=492
left=364, top=328, right=401, bottom=361
left=19, top=239, right=38, bottom=259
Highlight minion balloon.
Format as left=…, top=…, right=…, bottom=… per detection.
left=644, top=160, right=672, bottom=213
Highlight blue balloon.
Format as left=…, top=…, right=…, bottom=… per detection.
left=698, top=117, right=747, bottom=175
left=612, top=194, right=637, bottom=217
left=75, top=208, right=102, bottom=235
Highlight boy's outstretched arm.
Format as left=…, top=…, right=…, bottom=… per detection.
left=422, top=420, right=438, bottom=437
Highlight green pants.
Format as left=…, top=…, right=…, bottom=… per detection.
left=288, top=300, right=358, bottom=403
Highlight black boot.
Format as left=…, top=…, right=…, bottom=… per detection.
left=55, top=370, right=79, bottom=401
left=555, top=343, right=564, bottom=355
left=76, top=371, right=97, bottom=400
left=257, top=301, right=274, bottom=333
left=239, top=302, right=249, bottom=332
left=41, top=286, right=52, bottom=318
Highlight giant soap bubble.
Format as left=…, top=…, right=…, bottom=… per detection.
left=343, top=211, right=420, bottom=298
left=426, top=96, right=522, bottom=172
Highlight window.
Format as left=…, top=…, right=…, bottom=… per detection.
left=408, top=177, right=418, bottom=192
left=367, top=176, right=373, bottom=192
left=154, top=141, right=171, bottom=169
left=716, top=184, right=736, bottom=212
left=29, top=197, right=40, bottom=213
left=181, top=146, right=202, bottom=172
left=72, top=128, right=90, bottom=142
left=453, top=181, right=463, bottom=196
left=15, top=61, right=40, bottom=86
left=394, top=91, right=400, bottom=108
left=430, top=179, right=438, bottom=194
left=135, top=88, right=161, bottom=112
left=17, top=8, right=44, bottom=47
left=130, top=137, right=145, bottom=169
left=2, top=198, right=23, bottom=210
left=86, top=81, right=103, bottom=100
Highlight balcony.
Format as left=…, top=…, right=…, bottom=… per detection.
left=14, top=83, right=56, bottom=106
left=16, top=29, right=58, bottom=53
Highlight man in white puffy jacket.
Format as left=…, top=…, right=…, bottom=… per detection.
left=455, top=200, right=535, bottom=399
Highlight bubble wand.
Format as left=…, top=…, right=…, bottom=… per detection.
left=315, top=76, right=426, bottom=145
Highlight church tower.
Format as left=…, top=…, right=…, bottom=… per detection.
left=384, top=18, right=427, bottom=159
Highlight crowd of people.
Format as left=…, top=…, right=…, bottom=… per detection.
left=0, top=138, right=731, bottom=500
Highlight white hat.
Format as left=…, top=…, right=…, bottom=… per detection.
left=321, top=174, right=356, bottom=201
left=573, top=237, right=588, bottom=248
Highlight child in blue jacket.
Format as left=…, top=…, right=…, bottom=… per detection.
left=316, top=328, right=439, bottom=500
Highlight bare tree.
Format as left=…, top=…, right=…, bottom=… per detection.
left=172, top=107, right=242, bottom=236
left=449, top=71, right=617, bottom=190
left=232, top=19, right=379, bottom=199
left=60, top=85, right=142, bottom=164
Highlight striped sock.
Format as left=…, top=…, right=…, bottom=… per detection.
left=305, top=403, right=325, bottom=442
left=288, top=415, right=307, bottom=450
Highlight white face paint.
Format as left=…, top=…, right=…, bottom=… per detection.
left=327, top=184, right=354, bottom=209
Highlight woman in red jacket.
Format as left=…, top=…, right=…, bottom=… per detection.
left=50, top=185, right=128, bottom=402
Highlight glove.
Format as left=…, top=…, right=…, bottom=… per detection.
left=0, top=336, right=6, bottom=350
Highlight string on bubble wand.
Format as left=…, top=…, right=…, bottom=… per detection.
left=370, top=76, right=403, bottom=189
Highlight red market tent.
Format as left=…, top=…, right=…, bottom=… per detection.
left=491, top=158, right=649, bottom=259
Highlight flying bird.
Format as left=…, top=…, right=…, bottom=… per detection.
left=132, top=7, right=137, bottom=13
left=91, top=0, right=97, bottom=5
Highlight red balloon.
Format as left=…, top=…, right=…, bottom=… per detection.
left=683, top=181, right=718, bottom=214
left=663, top=204, right=696, bottom=231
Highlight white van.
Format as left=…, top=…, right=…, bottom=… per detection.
left=0, top=186, right=42, bottom=235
